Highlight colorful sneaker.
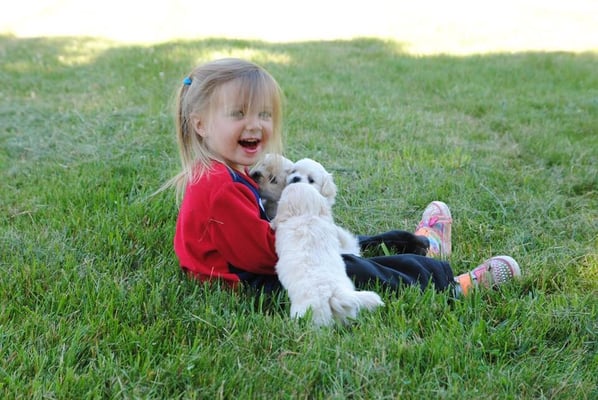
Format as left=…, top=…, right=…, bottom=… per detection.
left=415, top=201, right=452, bottom=259
left=455, top=255, right=522, bottom=296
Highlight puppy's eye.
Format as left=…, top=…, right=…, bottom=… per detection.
left=268, top=175, right=278, bottom=184
left=308, top=176, right=315, bottom=184
left=251, top=171, right=262, bottom=180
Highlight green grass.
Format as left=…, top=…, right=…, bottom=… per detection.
left=1, top=35, right=596, bottom=399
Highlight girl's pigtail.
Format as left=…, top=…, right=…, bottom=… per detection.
left=154, top=78, right=193, bottom=201
left=173, top=79, right=194, bottom=200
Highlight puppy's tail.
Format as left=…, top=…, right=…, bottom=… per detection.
left=354, top=290, right=385, bottom=310
left=329, top=290, right=384, bottom=324
left=329, top=291, right=360, bottom=321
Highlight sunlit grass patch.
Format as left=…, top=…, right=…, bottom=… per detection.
left=1, top=36, right=596, bottom=398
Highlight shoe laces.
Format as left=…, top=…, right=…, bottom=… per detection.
left=421, top=215, right=452, bottom=228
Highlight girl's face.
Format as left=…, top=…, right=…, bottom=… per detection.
left=194, top=80, right=274, bottom=172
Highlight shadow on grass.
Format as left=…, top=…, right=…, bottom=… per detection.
left=1, top=35, right=597, bottom=399
left=1, top=34, right=596, bottom=279
left=2, top=34, right=596, bottom=158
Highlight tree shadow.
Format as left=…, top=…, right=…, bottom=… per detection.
left=1, top=35, right=596, bottom=284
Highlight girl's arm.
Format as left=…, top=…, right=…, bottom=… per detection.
left=209, top=184, right=278, bottom=275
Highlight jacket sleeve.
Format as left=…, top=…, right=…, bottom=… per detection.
left=208, top=182, right=278, bottom=275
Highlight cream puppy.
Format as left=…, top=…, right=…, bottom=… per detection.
left=287, top=158, right=361, bottom=256
left=272, top=183, right=384, bottom=327
left=250, top=154, right=294, bottom=219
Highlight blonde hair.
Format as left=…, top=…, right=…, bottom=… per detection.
left=165, top=58, right=284, bottom=200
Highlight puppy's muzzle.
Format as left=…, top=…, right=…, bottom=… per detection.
left=250, top=171, right=262, bottom=181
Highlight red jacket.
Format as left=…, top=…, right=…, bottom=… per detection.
left=174, top=161, right=278, bottom=284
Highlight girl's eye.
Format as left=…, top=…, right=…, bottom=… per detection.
left=259, top=111, right=272, bottom=120
left=229, top=110, right=244, bottom=119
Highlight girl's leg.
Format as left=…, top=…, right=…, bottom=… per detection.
left=344, top=252, right=521, bottom=296
left=357, top=201, right=453, bottom=257
left=357, top=230, right=429, bottom=256
left=349, top=201, right=455, bottom=293
left=413, top=201, right=522, bottom=294
left=343, top=253, right=455, bottom=292
left=414, top=201, right=452, bottom=258
left=454, top=256, right=522, bottom=295
left=229, top=266, right=284, bottom=294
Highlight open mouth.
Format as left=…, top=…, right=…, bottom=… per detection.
left=239, top=138, right=260, bottom=150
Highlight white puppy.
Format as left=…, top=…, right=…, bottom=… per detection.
left=250, top=154, right=294, bottom=219
left=272, top=183, right=384, bottom=327
left=287, top=158, right=337, bottom=206
left=287, top=158, right=361, bottom=256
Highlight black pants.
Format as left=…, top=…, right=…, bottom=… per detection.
left=236, top=230, right=455, bottom=294
left=343, top=253, right=454, bottom=292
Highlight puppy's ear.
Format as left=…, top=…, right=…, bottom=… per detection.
left=318, top=197, right=332, bottom=218
left=283, top=164, right=293, bottom=175
left=320, top=173, right=337, bottom=205
left=273, top=197, right=288, bottom=221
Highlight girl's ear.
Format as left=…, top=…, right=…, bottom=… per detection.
left=192, top=117, right=207, bottom=138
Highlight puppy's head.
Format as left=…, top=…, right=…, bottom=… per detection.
left=273, top=182, right=331, bottom=225
left=286, top=158, right=337, bottom=206
left=250, top=154, right=294, bottom=202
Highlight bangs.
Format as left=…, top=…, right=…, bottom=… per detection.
left=217, top=71, right=281, bottom=116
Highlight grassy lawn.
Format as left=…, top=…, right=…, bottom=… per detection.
left=1, top=35, right=596, bottom=398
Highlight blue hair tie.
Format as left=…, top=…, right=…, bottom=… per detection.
left=183, top=77, right=192, bottom=86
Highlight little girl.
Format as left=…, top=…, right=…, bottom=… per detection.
left=169, top=58, right=521, bottom=298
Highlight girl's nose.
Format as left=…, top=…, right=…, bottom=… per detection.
left=245, top=113, right=262, bottom=131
